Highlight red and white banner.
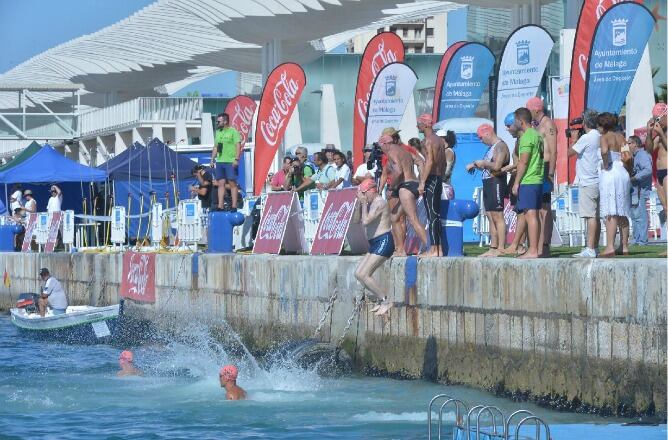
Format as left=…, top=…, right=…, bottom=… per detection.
left=432, top=41, right=466, bottom=122
left=352, top=32, right=404, bottom=170
left=254, top=192, right=306, bottom=254
left=253, top=63, right=306, bottom=195
left=551, top=77, right=570, bottom=184
left=44, top=212, right=62, bottom=253
left=567, top=0, right=640, bottom=183
left=21, top=213, right=37, bottom=252
left=120, top=251, right=156, bottom=303
left=225, top=95, right=257, bottom=146
left=311, top=188, right=368, bottom=255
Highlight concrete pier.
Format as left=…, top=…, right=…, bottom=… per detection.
left=0, top=252, right=665, bottom=417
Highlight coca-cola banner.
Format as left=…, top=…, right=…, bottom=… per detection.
left=433, top=42, right=495, bottom=121
left=253, top=63, right=306, bottom=195
left=21, top=213, right=37, bottom=252
left=254, top=192, right=307, bottom=254
left=44, top=212, right=62, bottom=253
left=224, top=95, right=257, bottom=145
left=585, top=3, right=654, bottom=113
left=311, top=188, right=367, bottom=255
left=495, top=25, right=554, bottom=154
left=353, top=32, right=404, bottom=170
left=365, top=62, right=418, bottom=147
left=120, top=251, right=156, bottom=303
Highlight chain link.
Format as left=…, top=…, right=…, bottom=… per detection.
left=336, top=292, right=364, bottom=349
left=312, top=288, right=338, bottom=340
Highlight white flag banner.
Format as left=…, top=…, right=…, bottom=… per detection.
left=496, top=25, right=554, bottom=153
left=551, top=77, right=570, bottom=119
left=365, top=62, right=418, bottom=146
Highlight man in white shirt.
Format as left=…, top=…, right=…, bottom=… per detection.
left=47, top=185, right=62, bottom=213
left=9, top=185, right=23, bottom=213
left=568, top=109, right=602, bottom=258
left=21, top=189, right=37, bottom=217
left=37, top=267, right=68, bottom=316
left=352, top=146, right=377, bottom=185
left=329, top=151, right=351, bottom=189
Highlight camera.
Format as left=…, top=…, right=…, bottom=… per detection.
left=565, top=117, right=584, bottom=139
left=367, top=143, right=384, bottom=176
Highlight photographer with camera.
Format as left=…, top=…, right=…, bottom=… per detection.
left=284, top=156, right=315, bottom=198
left=567, top=109, right=602, bottom=258
left=352, top=146, right=377, bottom=185
left=190, top=165, right=216, bottom=209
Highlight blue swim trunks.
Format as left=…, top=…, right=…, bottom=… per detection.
left=214, top=162, right=237, bottom=181
left=515, top=184, right=542, bottom=213
left=368, top=231, right=395, bottom=258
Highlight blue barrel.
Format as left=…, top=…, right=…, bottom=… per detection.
left=0, top=224, right=21, bottom=252
left=208, top=211, right=245, bottom=253
left=440, top=199, right=479, bottom=256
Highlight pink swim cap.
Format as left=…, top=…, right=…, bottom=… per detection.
left=378, top=134, right=393, bottom=145
left=417, top=113, right=433, bottom=126
left=652, top=103, right=667, bottom=117
left=526, top=96, right=544, bottom=111
left=358, top=179, right=377, bottom=193
left=220, top=365, right=238, bottom=381
left=476, top=124, right=494, bottom=138
left=119, top=350, right=133, bottom=362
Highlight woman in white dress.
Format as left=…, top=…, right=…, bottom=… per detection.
left=598, top=112, right=631, bottom=257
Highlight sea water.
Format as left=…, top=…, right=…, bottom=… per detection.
left=0, top=316, right=665, bottom=439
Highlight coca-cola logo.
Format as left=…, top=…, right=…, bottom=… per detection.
left=258, top=204, right=290, bottom=240
left=127, top=253, right=151, bottom=297
left=317, top=200, right=355, bottom=240
left=356, top=40, right=398, bottom=121
left=230, top=101, right=255, bottom=144
left=259, top=70, right=301, bottom=147
left=578, top=54, right=588, bottom=80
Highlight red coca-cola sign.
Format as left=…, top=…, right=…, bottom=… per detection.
left=120, top=251, right=156, bottom=303
left=253, top=192, right=294, bottom=254
left=44, top=212, right=62, bottom=253
left=352, top=33, right=404, bottom=170
left=225, top=95, right=256, bottom=145
left=310, top=188, right=359, bottom=255
left=254, top=63, right=306, bottom=195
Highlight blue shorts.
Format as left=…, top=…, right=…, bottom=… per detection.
left=214, top=162, right=237, bottom=181
left=52, top=308, right=67, bottom=315
left=368, top=231, right=395, bottom=258
left=515, top=184, right=542, bottom=213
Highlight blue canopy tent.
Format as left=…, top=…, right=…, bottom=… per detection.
left=0, top=144, right=107, bottom=214
left=99, top=138, right=198, bottom=239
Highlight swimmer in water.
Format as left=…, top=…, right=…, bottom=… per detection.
left=117, top=350, right=142, bottom=377
left=219, top=365, right=246, bottom=400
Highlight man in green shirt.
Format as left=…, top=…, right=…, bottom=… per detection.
left=511, top=107, right=544, bottom=259
left=210, top=113, right=242, bottom=211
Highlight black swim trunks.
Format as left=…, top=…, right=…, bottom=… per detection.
left=482, top=176, right=508, bottom=212
left=657, top=169, right=667, bottom=184
left=397, top=180, right=420, bottom=198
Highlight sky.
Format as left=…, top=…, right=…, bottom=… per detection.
left=0, top=0, right=156, bottom=73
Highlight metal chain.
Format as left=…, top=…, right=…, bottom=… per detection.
left=313, top=288, right=338, bottom=340
left=336, top=294, right=364, bottom=349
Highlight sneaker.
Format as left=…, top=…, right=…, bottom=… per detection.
left=573, top=248, right=597, bottom=258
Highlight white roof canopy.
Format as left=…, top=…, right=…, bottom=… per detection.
left=0, top=0, right=546, bottom=110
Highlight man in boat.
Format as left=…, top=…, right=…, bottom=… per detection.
left=117, top=350, right=142, bottom=377
left=219, top=365, right=246, bottom=400
left=37, top=268, right=68, bottom=317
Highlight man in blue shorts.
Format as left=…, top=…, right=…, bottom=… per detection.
left=210, top=113, right=242, bottom=211
left=354, top=179, right=394, bottom=316
left=511, top=107, right=544, bottom=259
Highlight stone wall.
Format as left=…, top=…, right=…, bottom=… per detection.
left=0, top=252, right=664, bottom=417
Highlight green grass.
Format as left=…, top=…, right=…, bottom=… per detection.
left=463, top=244, right=667, bottom=258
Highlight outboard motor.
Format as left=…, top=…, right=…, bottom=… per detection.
left=16, top=293, right=39, bottom=314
